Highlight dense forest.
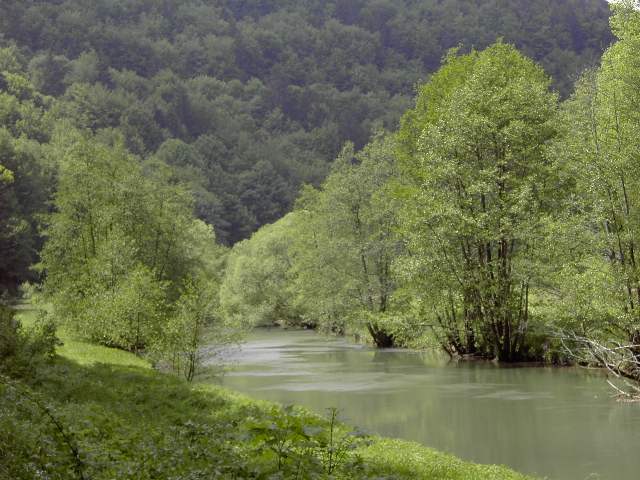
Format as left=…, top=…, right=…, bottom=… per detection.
left=222, top=0, right=640, bottom=386
left=0, top=0, right=612, bottom=252
left=3, top=0, right=640, bottom=478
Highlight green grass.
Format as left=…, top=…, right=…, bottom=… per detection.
left=8, top=307, right=535, bottom=480
left=16, top=307, right=149, bottom=368
left=360, top=440, right=534, bottom=480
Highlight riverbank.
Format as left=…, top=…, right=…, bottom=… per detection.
left=6, top=308, right=534, bottom=479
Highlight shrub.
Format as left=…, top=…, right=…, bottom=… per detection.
left=0, top=305, right=60, bottom=378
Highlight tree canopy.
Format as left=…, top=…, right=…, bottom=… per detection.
left=0, top=0, right=614, bottom=245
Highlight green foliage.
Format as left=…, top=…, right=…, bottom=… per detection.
left=155, top=273, right=232, bottom=382
left=0, top=305, right=60, bottom=379
left=0, top=163, right=12, bottom=183
left=39, top=131, right=234, bottom=363
left=41, top=134, right=167, bottom=349
left=246, top=405, right=367, bottom=477
left=3, top=48, right=238, bottom=379
left=394, top=43, right=559, bottom=361
left=397, top=48, right=476, bottom=166
left=0, top=57, right=54, bottom=294
left=0, top=0, right=613, bottom=243
left=0, top=379, right=86, bottom=480
left=1, top=4, right=638, bottom=468
left=549, top=0, right=640, bottom=378
left=220, top=213, right=305, bottom=328
left=289, top=133, right=404, bottom=346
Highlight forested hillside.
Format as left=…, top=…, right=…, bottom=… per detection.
left=0, top=0, right=613, bottom=247
left=5, top=2, right=640, bottom=478
left=224, top=0, right=640, bottom=393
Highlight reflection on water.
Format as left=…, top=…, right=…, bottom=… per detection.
left=213, top=329, right=640, bottom=480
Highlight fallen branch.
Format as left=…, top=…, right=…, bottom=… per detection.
left=555, top=330, right=640, bottom=401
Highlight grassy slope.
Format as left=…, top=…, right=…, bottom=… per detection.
left=15, top=308, right=535, bottom=480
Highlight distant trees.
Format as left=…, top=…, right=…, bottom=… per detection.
left=220, top=213, right=302, bottom=328
left=0, top=0, right=614, bottom=244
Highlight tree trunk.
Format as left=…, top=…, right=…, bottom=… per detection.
left=366, top=322, right=395, bottom=348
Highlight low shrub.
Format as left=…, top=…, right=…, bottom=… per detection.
left=0, top=305, right=60, bottom=378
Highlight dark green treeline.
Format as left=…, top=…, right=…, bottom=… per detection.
left=0, top=0, right=612, bottom=256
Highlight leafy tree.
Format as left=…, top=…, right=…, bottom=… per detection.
left=1, top=306, right=60, bottom=379
left=290, top=133, right=403, bottom=346
left=27, top=52, right=70, bottom=97
left=40, top=131, right=206, bottom=351
left=159, top=277, right=221, bottom=382
left=396, top=43, right=559, bottom=361
left=64, top=50, right=101, bottom=86
left=551, top=0, right=640, bottom=387
left=153, top=220, right=230, bottom=381
left=0, top=61, right=54, bottom=294
left=220, top=213, right=303, bottom=328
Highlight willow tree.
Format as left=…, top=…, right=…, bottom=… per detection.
left=553, top=1, right=640, bottom=386
left=397, top=43, right=558, bottom=361
left=220, top=213, right=304, bottom=328
left=40, top=130, right=225, bottom=357
left=291, top=133, right=403, bottom=347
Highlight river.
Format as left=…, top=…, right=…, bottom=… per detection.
left=215, top=328, right=640, bottom=479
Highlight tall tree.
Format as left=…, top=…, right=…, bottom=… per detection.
left=552, top=0, right=640, bottom=386
left=397, top=43, right=559, bottom=361
left=0, top=56, right=54, bottom=294
left=40, top=131, right=217, bottom=352
left=291, top=133, right=403, bottom=346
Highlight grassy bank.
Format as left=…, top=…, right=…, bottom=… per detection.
left=5, top=308, right=535, bottom=480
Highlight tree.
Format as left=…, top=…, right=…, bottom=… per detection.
left=40, top=131, right=201, bottom=351
left=27, top=53, right=70, bottom=97
left=220, top=213, right=303, bottom=328
left=154, top=221, right=230, bottom=381
left=396, top=43, right=559, bottom=361
left=160, top=277, right=219, bottom=381
left=552, top=1, right=640, bottom=391
left=0, top=50, right=54, bottom=295
left=290, top=133, right=403, bottom=346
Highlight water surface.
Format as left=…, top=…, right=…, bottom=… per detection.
left=215, top=329, right=640, bottom=480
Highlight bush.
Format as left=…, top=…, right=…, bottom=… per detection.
left=0, top=380, right=84, bottom=480
left=246, top=405, right=368, bottom=478
left=0, top=305, right=80, bottom=479
left=0, top=305, right=60, bottom=378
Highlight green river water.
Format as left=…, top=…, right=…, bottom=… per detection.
left=217, top=329, right=640, bottom=479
